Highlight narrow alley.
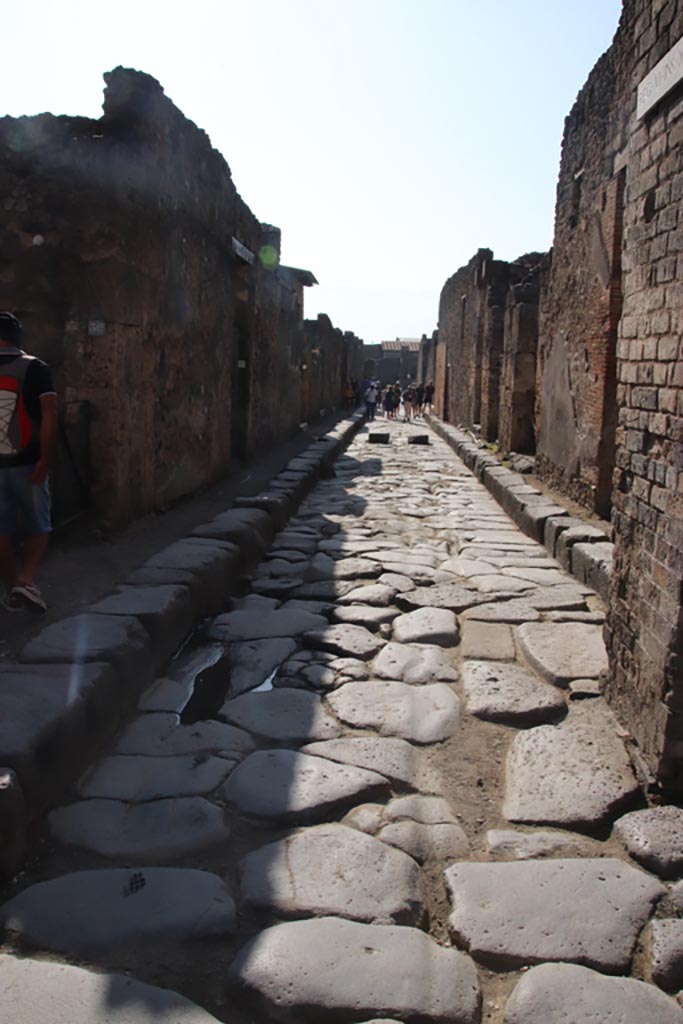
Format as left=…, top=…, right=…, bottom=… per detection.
left=1, top=418, right=681, bottom=1024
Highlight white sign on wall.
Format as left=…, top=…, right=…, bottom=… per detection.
left=637, top=34, right=683, bottom=119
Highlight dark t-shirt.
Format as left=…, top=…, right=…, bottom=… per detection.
left=0, top=349, right=55, bottom=466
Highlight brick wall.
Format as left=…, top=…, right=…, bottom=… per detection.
left=604, top=0, right=683, bottom=793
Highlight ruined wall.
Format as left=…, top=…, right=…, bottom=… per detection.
left=437, top=249, right=491, bottom=426
left=498, top=256, right=547, bottom=454
left=535, top=23, right=631, bottom=518
left=605, top=0, right=683, bottom=793
left=0, top=69, right=359, bottom=529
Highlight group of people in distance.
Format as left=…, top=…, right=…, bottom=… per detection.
left=362, top=379, right=435, bottom=422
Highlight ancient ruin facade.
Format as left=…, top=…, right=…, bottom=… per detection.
left=0, top=68, right=363, bottom=530
left=425, top=0, right=683, bottom=793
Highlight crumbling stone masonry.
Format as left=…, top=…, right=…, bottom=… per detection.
left=0, top=68, right=363, bottom=530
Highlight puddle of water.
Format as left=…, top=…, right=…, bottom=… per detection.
left=252, top=666, right=278, bottom=693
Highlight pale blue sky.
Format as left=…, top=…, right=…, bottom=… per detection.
left=4, top=1, right=622, bottom=342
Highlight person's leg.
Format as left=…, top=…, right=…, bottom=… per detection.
left=0, top=535, right=15, bottom=594
left=0, top=471, right=17, bottom=597
left=12, top=469, right=51, bottom=609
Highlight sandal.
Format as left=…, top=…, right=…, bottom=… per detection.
left=2, top=592, right=24, bottom=612
left=12, top=582, right=47, bottom=612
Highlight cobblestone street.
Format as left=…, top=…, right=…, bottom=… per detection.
left=2, top=419, right=682, bottom=1024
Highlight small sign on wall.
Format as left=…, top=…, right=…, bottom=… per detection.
left=637, top=35, right=683, bottom=119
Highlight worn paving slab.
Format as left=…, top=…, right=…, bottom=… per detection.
left=486, top=828, right=600, bottom=860
left=462, top=660, right=566, bottom=726
left=0, top=954, right=224, bottom=1023
left=614, top=806, right=683, bottom=879
left=48, top=797, right=231, bottom=861
left=222, top=749, right=389, bottom=823
left=392, top=607, right=459, bottom=646
left=301, top=736, right=430, bottom=789
left=239, top=823, right=425, bottom=925
left=227, top=916, right=481, bottom=1024
left=77, top=753, right=234, bottom=801
left=652, top=919, right=683, bottom=990
left=228, top=637, right=297, bottom=696
left=396, top=583, right=487, bottom=613
left=328, top=679, right=460, bottom=744
left=386, top=794, right=459, bottom=824
left=207, top=608, right=327, bottom=642
left=461, top=599, right=541, bottom=623
left=378, top=820, right=469, bottom=863
left=504, top=702, right=640, bottom=829
left=445, top=857, right=665, bottom=971
left=114, top=712, right=254, bottom=758
left=304, top=623, right=384, bottom=660
left=503, top=962, right=683, bottom=1023
left=517, top=622, right=608, bottom=685
left=337, top=583, right=398, bottom=606
left=0, top=867, right=235, bottom=955
left=373, top=641, right=457, bottom=683
left=331, top=604, right=398, bottom=630
left=219, top=688, right=342, bottom=743
left=460, top=621, right=515, bottom=660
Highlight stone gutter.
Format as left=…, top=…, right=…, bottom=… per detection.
left=424, top=413, right=614, bottom=602
left=0, top=412, right=365, bottom=874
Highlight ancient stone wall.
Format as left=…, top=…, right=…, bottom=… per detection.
left=0, top=69, right=360, bottom=529
left=605, top=0, right=683, bottom=794
left=535, top=21, right=632, bottom=518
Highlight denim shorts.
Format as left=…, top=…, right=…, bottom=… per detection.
left=0, top=465, right=52, bottom=535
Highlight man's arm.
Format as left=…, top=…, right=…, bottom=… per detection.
left=30, top=393, right=57, bottom=485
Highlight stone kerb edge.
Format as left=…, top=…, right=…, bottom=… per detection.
left=423, top=412, right=614, bottom=597
left=0, top=411, right=363, bottom=867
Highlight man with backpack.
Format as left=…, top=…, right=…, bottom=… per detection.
left=0, top=313, right=57, bottom=612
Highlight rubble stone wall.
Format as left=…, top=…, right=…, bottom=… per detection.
left=0, top=68, right=359, bottom=529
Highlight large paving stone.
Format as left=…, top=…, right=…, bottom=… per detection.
left=461, top=599, right=541, bottom=623
left=503, top=702, right=640, bottom=828
left=517, top=622, right=608, bottom=685
left=396, top=583, right=486, bottom=613
left=525, top=585, right=590, bottom=611
left=301, top=736, right=430, bottom=789
left=386, top=794, right=458, bottom=824
left=338, top=583, right=398, bottom=606
left=614, top=806, right=683, bottom=879
left=0, top=662, right=119, bottom=805
left=223, top=749, right=389, bottom=823
left=460, top=621, right=515, bottom=660
left=445, top=858, right=665, bottom=971
left=0, top=954, right=224, bottom=1023
left=48, top=797, right=231, bottom=861
left=306, top=554, right=381, bottom=581
left=373, top=641, right=457, bottom=683
left=239, top=823, right=425, bottom=925
left=0, top=867, right=235, bottom=955
left=219, top=688, right=342, bottom=743
left=392, top=607, right=459, bottom=646
left=114, top=712, right=254, bottom=758
left=304, top=623, right=384, bottom=660
left=208, top=608, right=327, bottom=642
left=652, top=919, right=683, bottom=990
left=331, top=604, right=397, bottom=630
left=462, top=660, right=566, bottom=726
left=328, top=680, right=460, bottom=744
left=20, top=614, right=152, bottom=697
left=227, top=916, right=481, bottom=1024
left=144, top=539, right=239, bottom=617
left=486, top=828, right=599, bottom=860
left=503, top=962, right=683, bottom=1024
left=228, top=637, right=297, bottom=696
left=379, top=821, right=469, bottom=864
left=77, top=753, right=234, bottom=801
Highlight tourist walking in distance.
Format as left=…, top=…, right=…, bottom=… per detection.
left=383, top=385, right=395, bottom=420
left=425, top=380, right=435, bottom=414
left=416, top=382, right=425, bottom=417
left=0, top=313, right=57, bottom=612
left=364, top=380, right=378, bottom=421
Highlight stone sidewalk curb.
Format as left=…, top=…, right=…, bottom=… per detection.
left=0, top=412, right=365, bottom=872
left=424, top=414, right=613, bottom=602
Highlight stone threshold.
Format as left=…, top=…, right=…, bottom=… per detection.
left=424, top=414, right=614, bottom=602
left=0, top=412, right=365, bottom=875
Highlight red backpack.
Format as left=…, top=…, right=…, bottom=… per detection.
left=0, top=354, right=38, bottom=458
